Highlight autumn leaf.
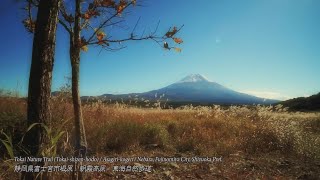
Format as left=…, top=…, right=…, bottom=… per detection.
left=93, top=0, right=101, bottom=6
left=163, top=42, right=169, bottom=49
left=90, top=11, right=100, bottom=17
left=172, top=26, right=177, bottom=33
left=165, top=32, right=173, bottom=38
left=97, top=35, right=105, bottom=42
left=116, top=5, right=125, bottom=15
left=83, top=10, right=100, bottom=19
left=80, top=36, right=88, bottom=46
left=116, top=0, right=127, bottom=16
left=165, top=26, right=178, bottom=38
left=173, top=37, right=183, bottom=44
left=80, top=37, right=89, bottom=52
left=174, top=47, right=182, bottom=53
left=131, top=0, right=136, bottom=6
left=98, top=0, right=116, bottom=7
left=22, top=18, right=36, bottom=33
left=97, top=32, right=106, bottom=41
left=97, top=31, right=105, bottom=37
left=81, top=45, right=88, bottom=52
left=83, top=12, right=91, bottom=19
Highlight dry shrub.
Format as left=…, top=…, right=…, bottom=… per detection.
left=303, top=118, right=320, bottom=134
left=88, top=119, right=170, bottom=153
left=140, top=123, right=169, bottom=147
left=176, top=138, right=197, bottom=153
left=103, top=120, right=143, bottom=152
left=241, top=125, right=293, bottom=154
left=0, top=97, right=27, bottom=157
left=0, top=97, right=26, bottom=131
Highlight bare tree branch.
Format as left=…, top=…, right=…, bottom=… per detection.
left=27, top=0, right=32, bottom=20
left=59, top=19, right=72, bottom=35
left=87, top=1, right=134, bottom=43
left=59, top=1, right=74, bottom=32
left=131, top=16, right=141, bottom=35
left=87, top=24, right=184, bottom=49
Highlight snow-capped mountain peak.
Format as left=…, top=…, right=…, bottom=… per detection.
left=178, top=74, right=210, bottom=83
left=96, top=73, right=280, bottom=105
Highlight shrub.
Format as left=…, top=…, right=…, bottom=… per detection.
left=140, top=124, right=169, bottom=148
left=103, top=121, right=143, bottom=152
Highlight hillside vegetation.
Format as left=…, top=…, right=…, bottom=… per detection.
left=0, top=95, right=320, bottom=179
left=279, top=92, right=320, bottom=111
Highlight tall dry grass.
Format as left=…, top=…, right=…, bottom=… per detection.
left=1, top=94, right=320, bottom=161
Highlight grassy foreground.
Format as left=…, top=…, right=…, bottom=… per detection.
left=0, top=95, right=320, bottom=179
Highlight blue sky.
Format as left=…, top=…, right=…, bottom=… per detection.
left=1, top=0, right=320, bottom=100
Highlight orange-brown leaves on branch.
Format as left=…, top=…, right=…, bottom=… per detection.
left=95, top=29, right=107, bottom=45
left=174, top=47, right=182, bottom=53
left=173, top=37, right=183, bottom=44
left=116, top=6, right=124, bottom=15
left=80, top=36, right=89, bottom=52
left=80, top=36, right=88, bottom=45
left=82, top=10, right=100, bottom=20
left=83, top=12, right=91, bottom=19
left=116, top=0, right=127, bottom=16
left=81, top=46, right=88, bottom=52
left=94, top=0, right=116, bottom=7
left=22, top=18, right=36, bottom=33
left=162, top=26, right=184, bottom=52
left=165, top=26, right=178, bottom=38
left=97, top=32, right=105, bottom=42
left=163, top=43, right=182, bottom=53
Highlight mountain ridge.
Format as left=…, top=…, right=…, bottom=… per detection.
left=96, top=74, right=280, bottom=105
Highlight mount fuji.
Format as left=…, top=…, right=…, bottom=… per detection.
left=91, top=74, right=279, bottom=105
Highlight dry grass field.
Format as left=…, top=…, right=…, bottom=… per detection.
left=0, top=94, right=320, bottom=179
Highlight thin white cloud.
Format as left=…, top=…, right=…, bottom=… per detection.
left=240, top=90, right=291, bottom=100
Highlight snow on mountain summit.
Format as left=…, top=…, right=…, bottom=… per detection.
left=178, top=74, right=211, bottom=83
left=95, top=73, right=280, bottom=105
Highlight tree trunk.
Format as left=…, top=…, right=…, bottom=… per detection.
left=70, top=45, right=87, bottom=155
left=70, top=0, right=87, bottom=179
left=22, top=0, right=60, bottom=179
left=70, top=45, right=87, bottom=180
